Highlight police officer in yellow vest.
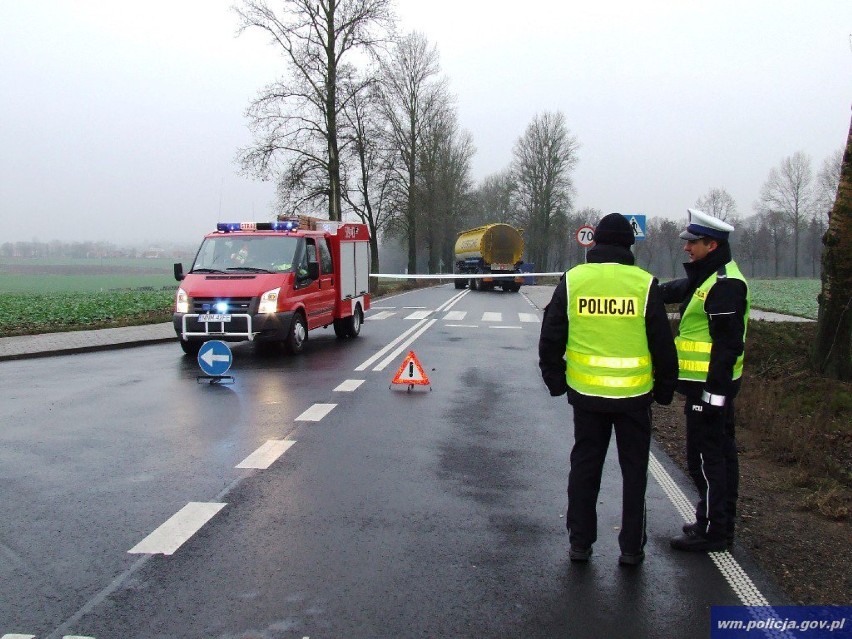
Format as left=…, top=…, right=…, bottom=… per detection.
left=539, top=213, right=678, bottom=565
left=662, top=209, right=750, bottom=553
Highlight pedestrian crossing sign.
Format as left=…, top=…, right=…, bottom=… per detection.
left=391, top=350, right=431, bottom=389
left=627, top=214, right=646, bottom=240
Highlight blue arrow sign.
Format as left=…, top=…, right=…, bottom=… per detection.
left=626, top=214, right=646, bottom=241
left=197, top=340, right=233, bottom=376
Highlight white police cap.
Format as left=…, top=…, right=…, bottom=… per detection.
left=679, top=208, right=735, bottom=241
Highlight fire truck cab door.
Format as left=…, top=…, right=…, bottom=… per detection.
left=308, top=237, right=336, bottom=329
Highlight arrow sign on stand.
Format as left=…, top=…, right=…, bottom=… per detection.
left=197, top=340, right=233, bottom=377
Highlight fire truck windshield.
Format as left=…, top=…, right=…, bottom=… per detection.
left=192, top=235, right=300, bottom=274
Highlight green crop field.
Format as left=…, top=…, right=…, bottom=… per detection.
left=748, top=278, right=820, bottom=320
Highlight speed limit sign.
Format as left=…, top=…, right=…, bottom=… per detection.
left=576, top=225, right=595, bottom=247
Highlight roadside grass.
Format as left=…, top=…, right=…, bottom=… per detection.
left=736, top=321, right=851, bottom=519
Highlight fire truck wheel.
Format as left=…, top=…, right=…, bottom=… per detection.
left=285, top=312, right=308, bottom=354
left=180, top=339, right=202, bottom=356
left=346, top=305, right=363, bottom=337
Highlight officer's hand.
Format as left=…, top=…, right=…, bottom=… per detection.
left=547, top=380, right=568, bottom=397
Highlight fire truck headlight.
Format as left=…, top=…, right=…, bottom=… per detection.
left=258, top=287, right=280, bottom=314
left=175, top=288, right=189, bottom=313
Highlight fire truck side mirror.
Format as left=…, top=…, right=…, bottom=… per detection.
left=173, top=262, right=185, bottom=281
left=307, top=262, right=320, bottom=280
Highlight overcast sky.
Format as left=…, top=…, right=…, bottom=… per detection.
left=1, top=1, right=849, bottom=245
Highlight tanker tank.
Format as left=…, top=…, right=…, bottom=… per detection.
left=453, top=223, right=525, bottom=292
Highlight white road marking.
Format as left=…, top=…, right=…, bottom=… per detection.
left=63, top=636, right=96, bottom=639
left=355, top=319, right=430, bottom=371
left=481, top=312, right=502, bottom=322
left=295, top=403, right=337, bottom=421
left=443, top=311, right=467, bottom=321
left=334, top=379, right=365, bottom=392
left=489, top=326, right=522, bottom=329
left=128, top=502, right=226, bottom=555
left=445, top=324, right=479, bottom=328
left=366, top=311, right=396, bottom=320
left=236, top=440, right=296, bottom=469
left=405, top=310, right=432, bottom=320
left=355, top=290, right=468, bottom=371
left=2, top=634, right=37, bottom=639
left=369, top=306, right=395, bottom=309
left=519, top=313, right=540, bottom=323
left=403, top=306, right=426, bottom=309
left=648, top=454, right=769, bottom=606
left=374, top=320, right=437, bottom=371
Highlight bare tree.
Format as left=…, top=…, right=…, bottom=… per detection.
left=816, top=147, right=844, bottom=218
left=470, top=170, right=516, bottom=228
left=695, top=187, right=738, bottom=222
left=339, top=73, right=398, bottom=275
left=813, top=112, right=852, bottom=380
left=758, top=151, right=815, bottom=277
left=379, top=31, right=447, bottom=273
left=418, top=111, right=475, bottom=273
left=510, top=111, right=580, bottom=271
left=235, top=0, right=393, bottom=221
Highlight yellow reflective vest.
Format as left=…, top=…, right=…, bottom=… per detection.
left=675, top=261, right=750, bottom=382
left=565, top=263, right=654, bottom=398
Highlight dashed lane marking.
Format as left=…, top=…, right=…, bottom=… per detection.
left=519, top=313, right=540, bottom=323
left=481, top=312, right=502, bottom=322
left=445, top=324, right=479, bottom=328
left=128, top=502, right=226, bottom=555
left=404, top=310, right=432, bottom=320
left=236, top=440, right=296, bottom=469
left=295, top=403, right=337, bottom=421
left=334, top=379, right=365, bottom=392
left=2, top=634, right=37, bottom=638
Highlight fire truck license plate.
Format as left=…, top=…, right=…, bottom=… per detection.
left=198, top=314, right=231, bottom=322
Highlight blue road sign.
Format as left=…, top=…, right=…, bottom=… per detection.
left=197, top=340, right=233, bottom=376
left=626, top=214, right=646, bottom=241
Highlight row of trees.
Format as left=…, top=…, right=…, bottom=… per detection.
left=233, top=1, right=849, bottom=379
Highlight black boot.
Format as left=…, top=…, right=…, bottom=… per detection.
left=670, top=528, right=728, bottom=552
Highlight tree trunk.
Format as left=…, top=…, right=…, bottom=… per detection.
left=812, top=109, right=852, bottom=380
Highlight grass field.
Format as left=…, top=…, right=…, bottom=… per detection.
left=0, top=256, right=824, bottom=336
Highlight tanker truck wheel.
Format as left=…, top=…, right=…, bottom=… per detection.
left=469, top=276, right=479, bottom=291
left=454, top=277, right=465, bottom=289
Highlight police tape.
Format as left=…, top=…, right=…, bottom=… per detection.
left=369, top=272, right=564, bottom=279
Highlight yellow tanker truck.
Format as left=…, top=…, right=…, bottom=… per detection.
left=453, top=223, right=525, bottom=292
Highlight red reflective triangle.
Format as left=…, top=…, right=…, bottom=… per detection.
left=391, top=350, right=430, bottom=385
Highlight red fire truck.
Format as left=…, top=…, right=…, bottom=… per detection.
left=173, top=218, right=370, bottom=355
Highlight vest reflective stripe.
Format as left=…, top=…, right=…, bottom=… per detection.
left=676, top=261, right=750, bottom=382
left=565, top=263, right=654, bottom=398
left=566, top=350, right=652, bottom=370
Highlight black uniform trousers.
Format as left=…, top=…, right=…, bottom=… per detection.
left=684, top=397, right=739, bottom=541
left=566, top=406, right=651, bottom=554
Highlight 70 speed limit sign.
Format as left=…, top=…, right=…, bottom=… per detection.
left=576, top=225, right=595, bottom=247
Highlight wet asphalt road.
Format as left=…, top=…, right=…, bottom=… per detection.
left=0, top=285, right=785, bottom=638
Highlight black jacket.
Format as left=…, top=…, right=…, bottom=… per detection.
left=538, top=244, right=678, bottom=413
left=659, top=242, right=748, bottom=400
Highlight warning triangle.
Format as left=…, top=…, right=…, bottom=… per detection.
left=391, top=350, right=431, bottom=386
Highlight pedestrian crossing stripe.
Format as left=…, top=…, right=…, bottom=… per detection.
left=391, top=350, right=430, bottom=386
left=370, top=311, right=540, bottom=323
